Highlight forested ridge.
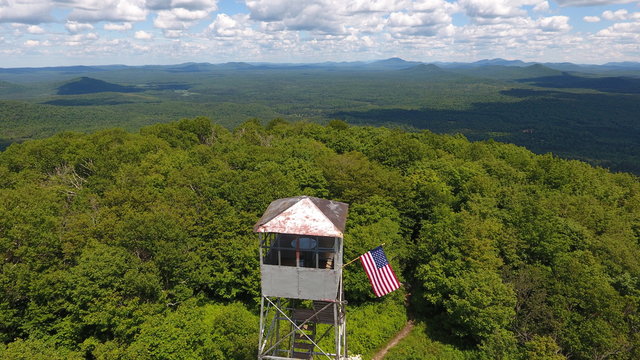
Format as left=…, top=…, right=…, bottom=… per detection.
left=1, top=118, right=639, bottom=359
left=2, top=62, right=640, bottom=174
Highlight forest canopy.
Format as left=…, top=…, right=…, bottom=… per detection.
left=1, top=117, right=639, bottom=359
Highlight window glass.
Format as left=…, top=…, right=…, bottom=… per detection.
left=262, top=234, right=337, bottom=269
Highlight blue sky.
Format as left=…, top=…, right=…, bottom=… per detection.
left=1, top=0, right=639, bottom=67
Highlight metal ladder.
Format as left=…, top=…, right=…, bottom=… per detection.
left=291, top=320, right=316, bottom=359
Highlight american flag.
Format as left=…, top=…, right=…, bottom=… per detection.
left=359, top=246, right=400, bottom=297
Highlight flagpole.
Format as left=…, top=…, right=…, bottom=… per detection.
left=342, top=243, right=386, bottom=268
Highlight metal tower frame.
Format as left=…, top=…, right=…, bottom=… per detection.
left=254, top=197, right=349, bottom=360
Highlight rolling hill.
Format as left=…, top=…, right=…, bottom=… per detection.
left=56, top=77, right=143, bottom=95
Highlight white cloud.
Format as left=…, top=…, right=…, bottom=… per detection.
left=386, top=9, right=453, bottom=36
left=344, top=0, right=408, bottom=14
left=602, top=9, right=628, bottom=20
left=63, top=0, right=148, bottom=22
left=209, top=13, right=251, bottom=37
left=153, top=8, right=214, bottom=29
left=104, top=22, right=133, bottom=31
left=243, top=0, right=456, bottom=35
left=537, top=16, right=571, bottom=31
left=245, top=0, right=306, bottom=22
left=24, top=39, right=40, bottom=47
left=533, top=1, right=550, bottom=12
left=147, top=0, right=218, bottom=11
left=554, top=0, right=636, bottom=6
left=1, top=0, right=640, bottom=67
left=459, top=0, right=527, bottom=19
left=134, top=30, right=153, bottom=39
left=244, top=0, right=342, bottom=33
left=0, top=0, right=52, bottom=24
left=64, top=32, right=100, bottom=46
left=596, top=19, right=640, bottom=36
left=27, top=25, right=45, bottom=34
left=163, top=29, right=184, bottom=37
left=65, top=20, right=94, bottom=33
left=150, top=0, right=217, bottom=30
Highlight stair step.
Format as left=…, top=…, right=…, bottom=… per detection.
left=295, top=333, right=315, bottom=340
left=296, top=323, right=316, bottom=330
left=292, top=351, right=313, bottom=359
left=293, top=343, right=315, bottom=350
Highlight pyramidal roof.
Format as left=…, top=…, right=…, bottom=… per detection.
left=253, top=196, right=349, bottom=237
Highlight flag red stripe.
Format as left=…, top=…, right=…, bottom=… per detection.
left=361, top=253, right=383, bottom=296
left=359, top=253, right=376, bottom=296
left=377, top=265, right=392, bottom=295
left=381, top=265, right=398, bottom=289
left=379, top=266, right=396, bottom=295
left=387, top=263, right=400, bottom=288
left=362, top=252, right=384, bottom=296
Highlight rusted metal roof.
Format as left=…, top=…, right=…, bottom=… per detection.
left=254, top=196, right=349, bottom=237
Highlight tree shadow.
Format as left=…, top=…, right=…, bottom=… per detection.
left=330, top=89, right=640, bottom=174
left=515, top=73, right=640, bottom=94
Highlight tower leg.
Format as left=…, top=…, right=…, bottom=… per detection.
left=258, top=296, right=265, bottom=359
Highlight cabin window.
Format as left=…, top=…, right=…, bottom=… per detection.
left=261, top=233, right=337, bottom=269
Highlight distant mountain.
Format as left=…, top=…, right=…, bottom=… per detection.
left=520, top=64, right=563, bottom=77
left=166, top=62, right=218, bottom=72
left=0, top=65, right=105, bottom=74
left=602, top=62, right=640, bottom=70
left=472, top=58, right=530, bottom=67
left=542, top=62, right=587, bottom=72
left=436, top=58, right=533, bottom=69
left=215, top=62, right=255, bottom=70
left=2, top=59, right=638, bottom=75
left=365, top=57, right=424, bottom=70
left=166, top=62, right=256, bottom=72
left=400, top=64, right=445, bottom=73
left=57, top=77, right=142, bottom=95
left=451, top=64, right=561, bottom=80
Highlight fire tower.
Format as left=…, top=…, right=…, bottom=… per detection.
left=254, top=196, right=349, bottom=360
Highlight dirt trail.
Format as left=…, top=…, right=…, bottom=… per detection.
left=371, top=320, right=415, bottom=360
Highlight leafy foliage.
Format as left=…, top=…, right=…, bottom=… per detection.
left=1, top=118, right=639, bottom=359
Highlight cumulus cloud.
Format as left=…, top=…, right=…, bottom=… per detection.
left=245, top=0, right=351, bottom=33
left=243, top=0, right=457, bottom=35
left=602, top=9, right=628, bottom=20
left=458, top=0, right=527, bottom=19
left=64, top=32, right=99, bottom=46
left=208, top=13, right=256, bottom=37
left=386, top=8, right=453, bottom=36
left=147, top=0, right=217, bottom=10
left=596, top=20, right=640, bottom=36
left=154, top=9, right=210, bottom=29
left=62, top=0, right=148, bottom=22
left=24, top=39, right=41, bottom=47
left=554, top=0, right=636, bottom=6
left=27, top=25, right=45, bottom=34
left=65, top=20, right=94, bottom=33
left=151, top=0, right=217, bottom=30
left=104, top=22, right=133, bottom=31
left=537, top=15, right=571, bottom=31
left=2, top=0, right=640, bottom=67
left=134, top=30, right=153, bottom=39
left=163, top=29, right=184, bottom=37
left=0, top=0, right=53, bottom=24
left=344, top=0, right=407, bottom=14
left=532, top=1, right=550, bottom=12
